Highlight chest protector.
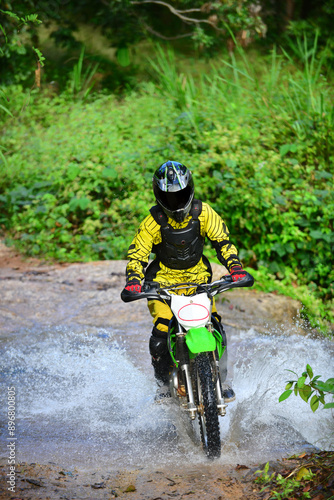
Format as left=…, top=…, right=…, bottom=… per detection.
left=150, top=200, right=204, bottom=270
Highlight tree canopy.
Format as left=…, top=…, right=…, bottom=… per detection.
left=1, top=0, right=334, bottom=84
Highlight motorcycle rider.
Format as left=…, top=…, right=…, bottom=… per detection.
left=123, top=160, right=247, bottom=401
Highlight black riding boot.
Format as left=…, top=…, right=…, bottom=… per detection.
left=149, top=327, right=172, bottom=398
left=150, top=354, right=171, bottom=386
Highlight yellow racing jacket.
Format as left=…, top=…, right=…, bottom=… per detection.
left=126, top=200, right=241, bottom=287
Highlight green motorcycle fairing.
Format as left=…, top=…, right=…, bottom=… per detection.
left=186, top=327, right=225, bottom=359
left=212, top=328, right=225, bottom=359
left=168, top=326, right=225, bottom=367
left=186, top=327, right=215, bottom=353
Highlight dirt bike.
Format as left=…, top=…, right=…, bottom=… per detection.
left=121, top=271, right=254, bottom=459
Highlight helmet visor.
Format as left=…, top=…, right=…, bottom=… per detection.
left=157, top=185, right=193, bottom=211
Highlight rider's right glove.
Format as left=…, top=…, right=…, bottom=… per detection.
left=125, top=280, right=142, bottom=293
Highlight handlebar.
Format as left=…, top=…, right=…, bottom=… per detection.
left=121, top=271, right=254, bottom=303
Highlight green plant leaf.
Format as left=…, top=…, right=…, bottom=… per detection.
left=323, top=402, right=334, bottom=409
left=313, top=381, right=334, bottom=394
left=0, top=104, right=13, bottom=116
left=67, top=165, right=81, bottom=180
left=309, top=230, right=327, bottom=240
left=117, top=47, right=130, bottom=67
left=0, top=9, right=20, bottom=22
left=297, top=375, right=306, bottom=388
left=279, top=143, right=297, bottom=157
left=310, top=395, right=319, bottom=412
left=296, top=466, right=311, bottom=481
left=299, top=385, right=312, bottom=402
left=0, top=23, right=7, bottom=44
left=225, top=158, right=237, bottom=168
left=25, top=14, right=42, bottom=24
left=315, top=170, right=333, bottom=180
left=33, top=47, right=45, bottom=67
left=279, top=390, right=293, bottom=402
left=102, top=167, right=118, bottom=179
left=286, top=369, right=298, bottom=376
left=78, top=197, right=90, bottom=210
left=318, top=393, right=326, bottom=404
left=306, top=364, right=313, bottom=379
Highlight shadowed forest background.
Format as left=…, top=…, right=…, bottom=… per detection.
left=0, top=0, right=333, bottom=332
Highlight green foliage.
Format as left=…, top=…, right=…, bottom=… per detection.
left=279, top=364, right=334, bottom=412
left=254, top=461, right=314, bottom=500
left=0, top=0, right=269, bottom=89
left=32, top=47, right=45, bottom=67
left=0, top=89, right=174, bottom=260
left=284, top=2, right=334, bottom=68
left=254, top=453, right=334, bottom=500
left=147, top=41, right=334, bottom=328
left=0, top=39, right=333, bottom=329
left=254, top=462, right=276, bottom=484
left=68, top=46, right=100, bottom=99
left=0, top=4, right=44, bottom=122
left=2, top=0, right=334, bottom=94
left=0, top=9, right=42, bottom=42
left=0, top=5, right=43, bottom=84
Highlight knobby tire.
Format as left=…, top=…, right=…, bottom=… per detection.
left=194, top=352, right=221, bottom=459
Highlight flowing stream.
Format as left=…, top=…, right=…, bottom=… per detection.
left=1, top=323, right=333, bottom=471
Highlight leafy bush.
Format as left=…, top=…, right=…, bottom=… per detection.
left=279, top=364, right=334, bottom=412
left=0, top=41, right=333, bottom=331
left=255, top=460, right=315, bottom=499
left=0, top=90, right=174, bottom=259
left=254, top=453, right=334, bottom=500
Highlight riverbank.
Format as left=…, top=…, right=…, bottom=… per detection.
left=0, top=460, right=262, bottom=499
left=1, top=450, right=333, bottom=499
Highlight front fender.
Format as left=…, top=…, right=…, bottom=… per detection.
left=185, top=327, right=216, bottom=354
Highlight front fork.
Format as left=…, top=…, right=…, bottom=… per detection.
left=174, top=330, right=227, bottom=419
left=175, top=333, right=197, bottom=420
left=208, top=321, right=228, bottom=417
left=212, top=349, right=227, bottom=416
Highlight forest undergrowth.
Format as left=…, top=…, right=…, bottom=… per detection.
left=0, top=39, right=333, bottom=333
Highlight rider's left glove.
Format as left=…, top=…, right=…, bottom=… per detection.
left=230, top=265, right=247, bottom=282
left=125, top=280, right=142, bottom=293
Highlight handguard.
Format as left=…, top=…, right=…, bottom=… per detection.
left=120, top=284, right=163, bottom=303
left=121, top=288, right=140, bottom=303
left=219, top=272, right=254, bottom=289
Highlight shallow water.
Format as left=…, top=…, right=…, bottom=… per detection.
left=0, top=324, right=333, bottom=470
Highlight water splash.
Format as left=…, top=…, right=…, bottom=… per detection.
left=0, top=325, right=332, bottom=469
left=221, top=327, right=334, bottom=463
left=0, top=327, right=180, bottom=468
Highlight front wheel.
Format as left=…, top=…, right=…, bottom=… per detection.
left=194, top=353, right=221, bottom=459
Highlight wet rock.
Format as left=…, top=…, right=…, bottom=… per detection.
left=0, top=253, right=309, bottom=337
left=26, top=478, right=44, bottom=487
left=91, top=481, right=106, bottom=489
left=211, top=263, right=304, bottom=334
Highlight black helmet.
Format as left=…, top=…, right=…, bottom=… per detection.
left=153, top=161, right=194, bottom=222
